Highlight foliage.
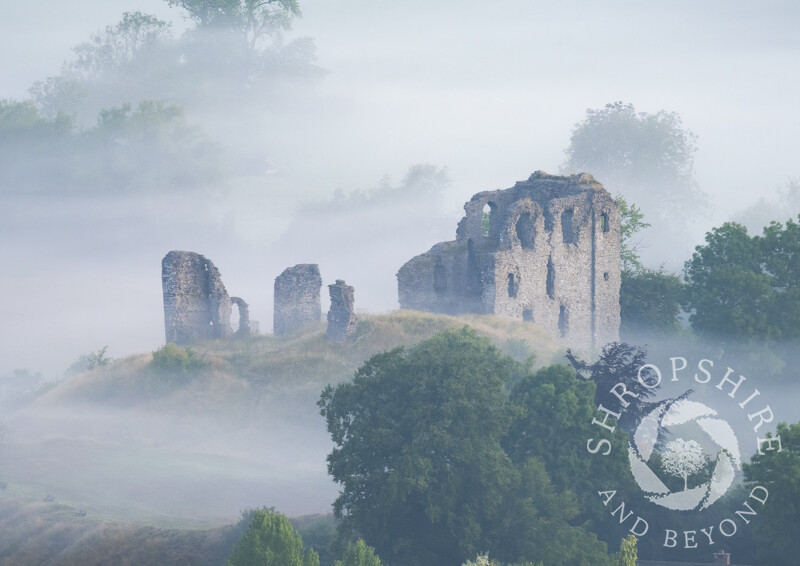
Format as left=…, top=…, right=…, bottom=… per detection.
left=319, top=328, right=611, bottom=566
left=743, top=422, right=800, bottom=566
left=226, top=507, right=320, bottom=566
left=319, top=327, right=519, bottom=565
left=150, top=343, right=208, bottom=375
left=683, top=218, right=800, bottom=342
left=166, top=0, right=301, bottom=50
left=334, top=540, right=381, bottom=566
left=1, top=97, right=219, bottom=195
left=71, top=11, right=173, bottom=78
left=563, top=101, right=705, bottom=222
left=66, top=346, right=112, bottom=375
left=616, top=195, right=650, bottom=274
left=504, top=364, right=633, bottom=543
left=566, top=342, right=661, bottom=429
left=620, top=267, right=684, bottom=336
left=615, top=535, right=638, bottom=566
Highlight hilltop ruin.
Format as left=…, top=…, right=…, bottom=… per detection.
left=396, top=172, right=621, bottom=348
left=161, top=251, right=250, bottom=345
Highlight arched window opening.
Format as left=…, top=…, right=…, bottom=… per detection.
left=230, top=297, right=250, bottom=337
left=515, top=212, right=534, bottom=249
left=561, top=208, right=577, bottom=244
left=601, top=212, right=610, bottom=233
left=481, top=202, right=496, bottom=237
left=507, top=273, right=518, bottom=298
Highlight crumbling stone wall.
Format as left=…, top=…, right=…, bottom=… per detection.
left=273, top=264, right=322, bottom=335
left=162, top=251, right=232, bottom=345
left=230, top=297, right=251, bottom=337
left=397, top=171, right=621, bottom=348
left=327, top=280, right=358, bottom=341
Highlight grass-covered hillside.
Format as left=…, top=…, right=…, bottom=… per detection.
left=0, top=311, right=562, bottom=565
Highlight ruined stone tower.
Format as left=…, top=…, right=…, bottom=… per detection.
left=327, top=279, right=358, bottom=342
left=162, top=251, right=233, bottom=345
left=397, top=172, right=621, bottom=348
left=273, top=264, right=322, bottom=335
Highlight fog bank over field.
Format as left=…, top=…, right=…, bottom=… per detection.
left=1, top=0, right=799, bottom=378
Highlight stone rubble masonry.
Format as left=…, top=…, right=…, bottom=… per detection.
left=327, top=279, right=358, bottom=342
left=162, top=251, right=233, bottom=345
left=273, top=264, right=323, bottom=335
left=396, top=171, right=621, bottom=349
left=230, top=297, right=251, bottom=337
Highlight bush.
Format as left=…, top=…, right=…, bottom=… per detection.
left=150, top=343, right=207, bottom=375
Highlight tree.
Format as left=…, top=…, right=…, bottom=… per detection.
left=683, top=218, right=800, bottom=342
left=616, top=195, right=650, bottom=275
left=563, top=102, right=706, bottom=265
left=615, top=535, right=638, bottom=566
left=334, top=540, right=382, bottom=566
left=563, top=102, right=704, bottom=220
left=615, top=194, right=684, bottom=335
left=166, top=0, right=301, bottom=50
left=743, top=422, right=800, bottom=565
left=620, top=267, right=683, bottom=336
left=71, top=12, right=173, bottom=77
left=226, top=508, right=320, bottom=566
left=319, top=328, right=520, bottom=565
left=566, top=342, right=662, bottom=429
left=660, top=439, right=705, bottom=491
left=319, top=328, right=611, bottom=566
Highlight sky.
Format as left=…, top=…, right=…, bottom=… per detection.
left=1, top=0, right=799, bottom=376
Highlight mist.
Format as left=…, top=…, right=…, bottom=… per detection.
left=2, top=2, right=800, bottom=561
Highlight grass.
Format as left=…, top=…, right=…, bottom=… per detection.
left=0, top=310, right=563, bottom=565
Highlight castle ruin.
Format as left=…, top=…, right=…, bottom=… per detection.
left=396, top=172, right=621, bottom=349
left=162, top=251, right=251, bottom=345
left=273, top=264, right=322, bottom=335
left=327, top=279, right=358, bottom=342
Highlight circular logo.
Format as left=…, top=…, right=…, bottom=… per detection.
left=628, top=399, right=741, bottom=511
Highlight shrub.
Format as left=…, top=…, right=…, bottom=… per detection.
left=150, top=343, right=207, bottom=375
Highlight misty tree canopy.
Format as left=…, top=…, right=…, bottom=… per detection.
left=28, top=2, right=319, bottom=125
left=0, top=98, right=220, bottom=194
left=563, top=102, right=705, bottom=220
left=166, top=0, right=301, bottom=50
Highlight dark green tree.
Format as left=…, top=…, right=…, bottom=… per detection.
left=683, top=219, right=800, bottom=342
left=620, top=268, right=684, bottom=336
left=226, top=508, right=320, bottom=566
left=505, top=363, right=635, bottom=544
left=743, top=422, right=800, bottom=565
left=319, top=328, right=611, bottom=566
left=614, top=194, right=684, bottom=334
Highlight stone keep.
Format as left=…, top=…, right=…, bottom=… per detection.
left=273, top=264, right=322, bottom=334
left=162, top=251, right=232, bottom=345
left=327, top=279, right=358, bottom=341
left=397, top=171, right=621, bottom=349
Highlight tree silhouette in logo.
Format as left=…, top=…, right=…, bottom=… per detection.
left=661, top=439, right=706, bottom=492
